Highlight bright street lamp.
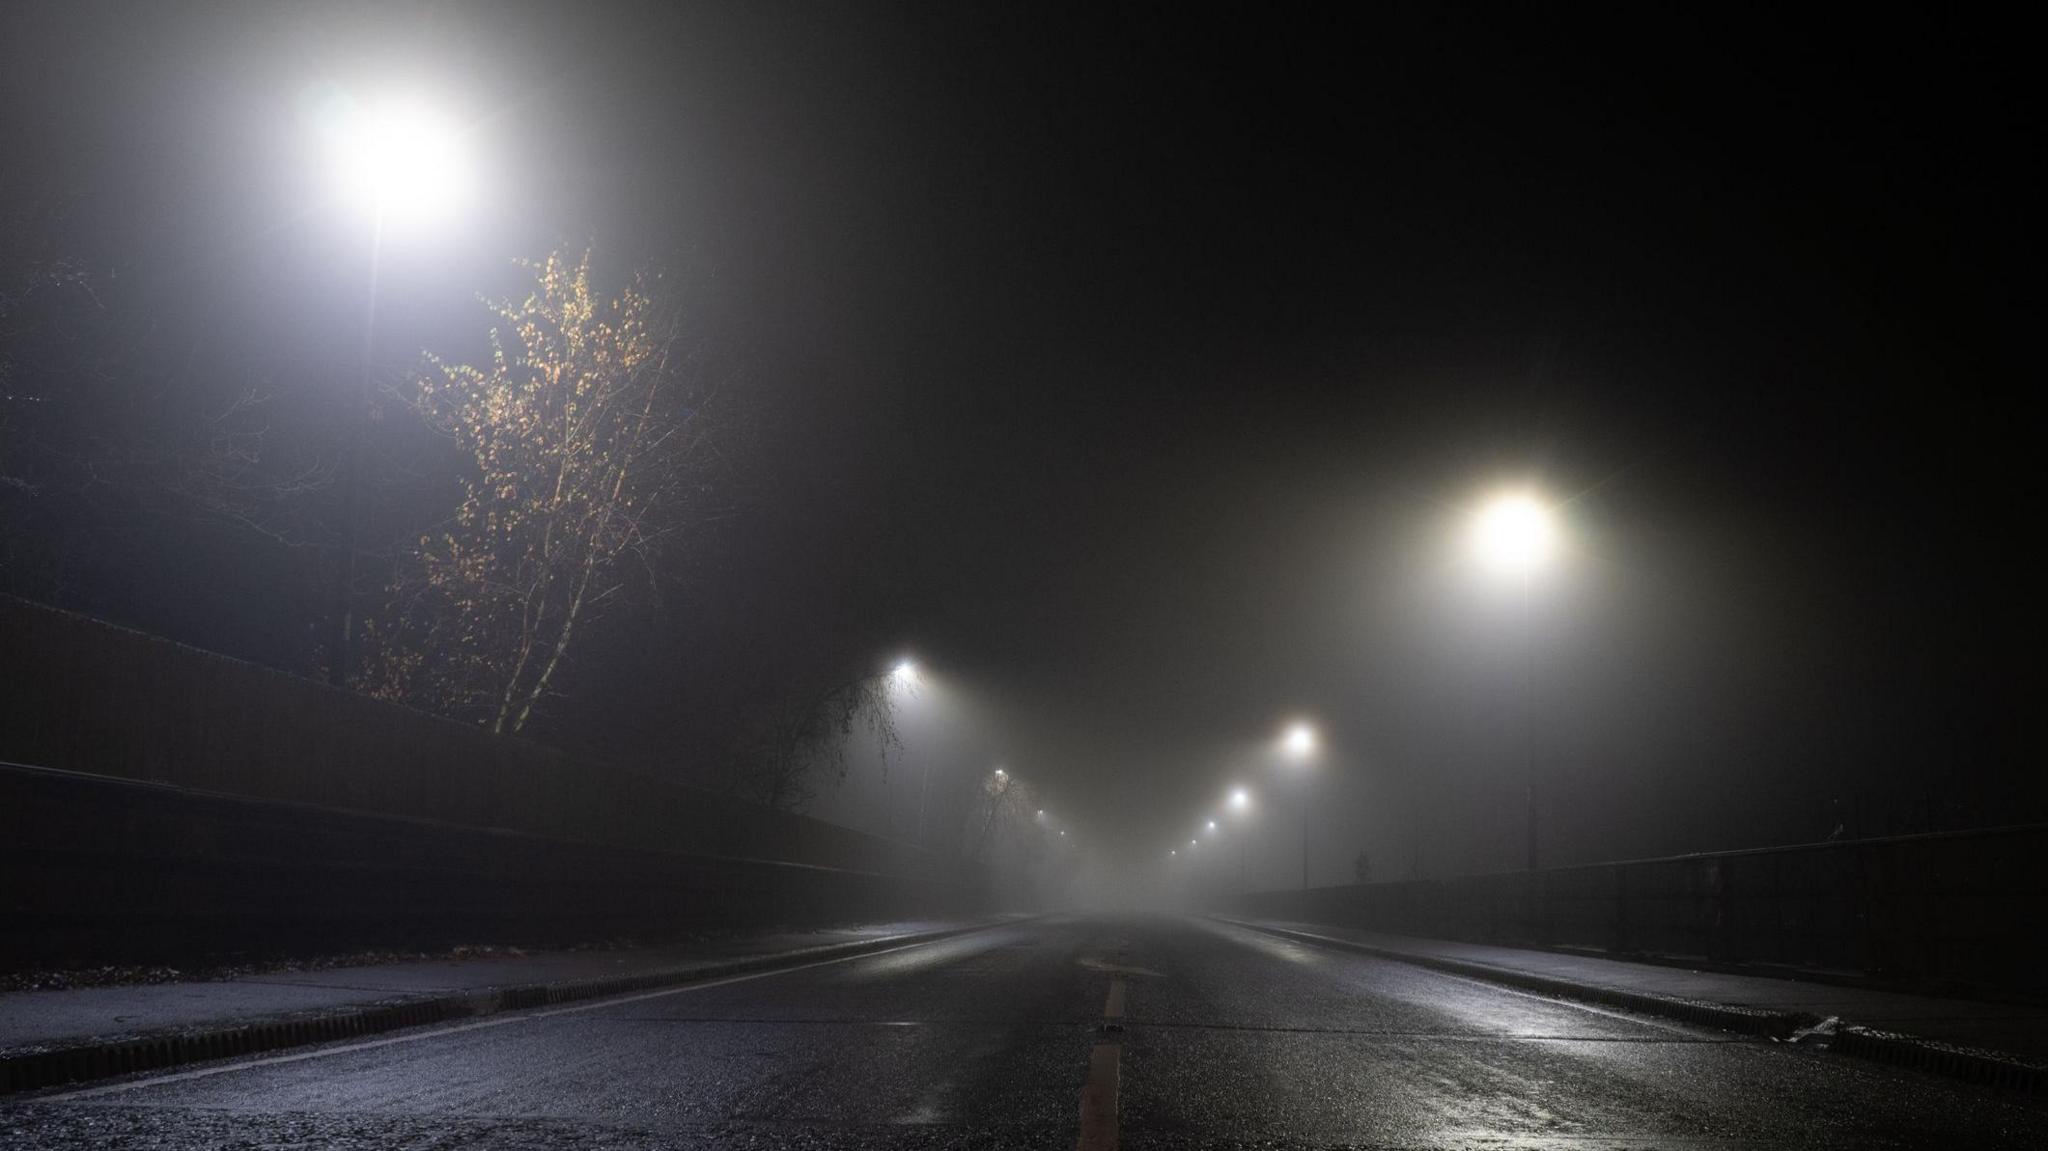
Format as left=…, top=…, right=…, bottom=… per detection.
left=1466, top=486, right=1559, bottom=871
left=1279, top=720, right=1319, bottom=890
left=318, top=92, right=475, bottom=225
left=1229, top=787, right=1250, bottom=811
left=1470, top=490, right=1558, bottom=577
left=312, top=87, right=476, bottom=687
left=1282, top=721, right=1317, bottom=760
left=1205, top=820, right=1218, bottom=832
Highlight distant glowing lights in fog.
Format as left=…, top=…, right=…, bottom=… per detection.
left=1470, top=489, right=1558, bottom=576
left=1206, top=820, right=1217, bottom=831
left=1229, top=788, right=1250, bottom=810
left=889, top=657, right=919, bottom=685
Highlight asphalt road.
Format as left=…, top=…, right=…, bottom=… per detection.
left=6, top=915, right=2046, bottom=1149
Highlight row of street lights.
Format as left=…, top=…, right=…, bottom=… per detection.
left=1170, top=487, right=1563, bottom=888
left=891, top=657, right=1068, bottom=849
left=1171, top=719, right=1319, bottom=889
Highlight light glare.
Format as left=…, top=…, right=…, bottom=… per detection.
left=1470, top=490, right=1558, bottom=576
left=321, top=93, right=473, bottom=223
left=1282, top=721, right=1317, bottom=759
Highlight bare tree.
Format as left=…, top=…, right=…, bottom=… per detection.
left=724, top=668, right=902, bottom=812
left=362, top=248, right=731, bottom=733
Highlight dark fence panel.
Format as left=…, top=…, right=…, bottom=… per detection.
left=0, top=762, right=983, bottom=970
left=0, top=596, right=938, bottom=880
left=1226, top=825, right=2048, bottom=997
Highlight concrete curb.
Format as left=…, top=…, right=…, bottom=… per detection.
left=1217, top=918, right=1802, bottom=1037
left=1217, top=918, right=2048, bottom=1094
left=0, top=920, right=1011, bottom=1096
left=1831, top=1025, right=2048, bottom=1093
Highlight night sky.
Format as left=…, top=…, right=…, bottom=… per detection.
left=2, top=4, right=2032, bottom=882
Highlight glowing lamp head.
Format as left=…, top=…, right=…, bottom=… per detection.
left=1470, top=490, right=1558, bottom=577
left=1282, top=721, right=1317, bottom=760
left=1229, top=788, right=1250, bottom=811
left=889, top=657, right=919, bottom=685
left=1205, top=820, right=1217, bottom=832
left=318, top=91, right=473, bottom=225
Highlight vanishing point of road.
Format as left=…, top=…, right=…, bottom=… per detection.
left=5, top=916, right=2044, bottom=1149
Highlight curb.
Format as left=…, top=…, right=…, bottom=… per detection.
left=1216, top=918, right=1805, bottom=1039
left=1832, top=1025, right=2048, bottom=1093
left=1217, top=918, right=2048, bottom=1095
left=0, top=920, right=1008, bottom=1096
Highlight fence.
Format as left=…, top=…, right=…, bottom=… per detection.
left=1, top=760, right=981, bottom=969
left=0, top=595, right=938, bottom=880
left=1227, top=824, right=2048, bottom=997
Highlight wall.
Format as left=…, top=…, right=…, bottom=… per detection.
left=0, top=596, right=992, bottom=968
left=0, top=595, right=938, bottom=879
left=1, top=761, right=979, bottom=969
left=1225, top=824, right=2048, bottom=997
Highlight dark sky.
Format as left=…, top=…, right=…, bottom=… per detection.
left=2, top=3, right=2033, bottom=880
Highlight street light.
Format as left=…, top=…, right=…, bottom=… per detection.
left=1280, top=720, right=1318, bottom=890
left=1469, top=490, right=1558, bottom=578
left=1466, top=486, right=1559, bottom=870
left=313, top=88, right=476, bottom=686
left=891, top=657, right=919, bottom=685
left=1205, top=820, right=1218, bottom=832
left=1229, top=787, right=1250, bottom=811
left=319, top=93, right=475, bottom=226
left=1282, top=721, right=1317, bottom=759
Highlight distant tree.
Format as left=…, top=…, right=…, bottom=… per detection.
left=362, top=248, right=730, bottom=734
left=1353, top=849, right=1373, bottom=884
left=965, top=771, right=1040, bottom=862
left=722, top=665, right=901, bottom=812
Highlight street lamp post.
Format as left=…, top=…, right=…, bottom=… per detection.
left=1229, top=787, right=1251, bottom=892
left=314, top=91, right=474, bottom=686
left=1469, top=489, right=1558, bottom=871
left=1282, top=722, right=1317, bottom=889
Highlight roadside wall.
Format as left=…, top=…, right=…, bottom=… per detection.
left=0, top=595, right=937, bottom=879
left=1, top=761, right=979, bottom=968
left=0, top=596, right=989, bottom=968
left=1225, top=825, right=2048, bottom=997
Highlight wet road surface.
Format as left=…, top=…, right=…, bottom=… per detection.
left=5, top=915, right=2045, bottom=1148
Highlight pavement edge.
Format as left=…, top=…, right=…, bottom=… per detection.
left=0, top=919, right=1015, bottom=1096
left=1214, top=916, right=2046, bottom=1095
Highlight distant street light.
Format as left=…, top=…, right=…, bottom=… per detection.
left=1205, top=820, right=1217, bottom=832
left=312, top=88, right=476, bottom=687
left=1280, top=720, right=1318, bottom=890
left=891, top=657, right=919, bottom=685
left=1226, top=787, right=1253, bottom=891
left=1466, top=486, right=1560, bottom=870
left=1282, top=721, right=1317, bottom=759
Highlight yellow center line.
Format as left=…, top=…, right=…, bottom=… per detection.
left=1076, top=972, right=1127, bottom=1151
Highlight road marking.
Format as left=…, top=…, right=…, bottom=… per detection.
left=1103, top=978, right=1126, bottom=1019
left=1078, top=956, right=1163, bottom=978
left=1076, top=1041, right=1121, bottom=1151
left=36, top=936, right=968, bottom=1102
